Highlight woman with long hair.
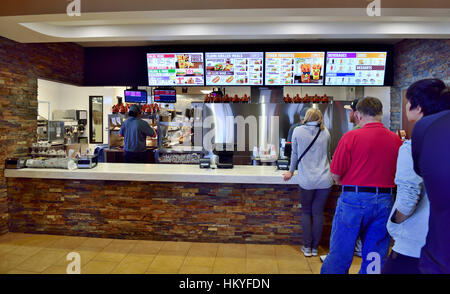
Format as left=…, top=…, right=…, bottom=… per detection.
left=283, top=108, right=333, bottom=257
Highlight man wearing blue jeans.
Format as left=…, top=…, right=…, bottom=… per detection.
left=321, top=97, right=402, bottom=274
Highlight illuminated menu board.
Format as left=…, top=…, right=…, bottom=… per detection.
left=265, top=52, right=325, bottom=86
left=325, top=52, right=387, bottom=86
left=147, top=53, right=204, bottom=86
left=205, top=52, right=264, bottom=86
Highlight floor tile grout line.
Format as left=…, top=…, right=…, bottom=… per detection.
left=143, top=240, right=166, bottom=274
left=210, top=243, right=221, bottom=274
left=91, top=240, right=139, bottom=274
left=108, top=241, right=140, bottom=274
left=176, top=242, right=192, bottom=274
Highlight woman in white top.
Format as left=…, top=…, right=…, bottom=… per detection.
left=283, top=108, right=333, bottom=257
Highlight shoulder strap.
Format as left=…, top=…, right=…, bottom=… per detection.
left=296, top=127, right=321, bottom=170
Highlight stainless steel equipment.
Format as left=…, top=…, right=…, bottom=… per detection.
left=48, top=121, right=65, bottom=143
left=52, top=109, right=88, bottom=144
left=201, top=89, right=354, bottom=163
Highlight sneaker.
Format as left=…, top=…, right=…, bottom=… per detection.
left=301, top=246, right=312, bottom=257
left=320, top=254, right=327, bottom=262
left=312, top=248, right=318, bottom=256
left=354, top=250, right=362, bottom=257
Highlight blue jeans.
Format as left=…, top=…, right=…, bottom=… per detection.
left=321, top=190, right=393, bottom=274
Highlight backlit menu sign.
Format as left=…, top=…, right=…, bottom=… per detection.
left=205, top=52, right=264, bottom=86
left=147, top=53, right=204, bottom=86
left=325, top=52, right=387, bottom=86
left=265, top=52, right=325, bottom=86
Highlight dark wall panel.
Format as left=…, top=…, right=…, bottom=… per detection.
left=84, top=46, right=148, bottom=86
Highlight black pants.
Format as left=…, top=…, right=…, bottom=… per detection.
left=299, top=187, right=331, bottom=249
left=124, top=151, right=147, bottom=163
left=381, top=250, right=421, bottom=274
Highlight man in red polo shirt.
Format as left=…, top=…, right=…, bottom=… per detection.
left=321, top=97, right=402, bottom=274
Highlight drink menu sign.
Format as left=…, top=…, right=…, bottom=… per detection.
left=205, top=52, right=264, bottom=86
left=325, top=52, right=387, bottom=86
left=265, top=52, right=325, bottom=86
left=147, top=53, right=204, bottom=86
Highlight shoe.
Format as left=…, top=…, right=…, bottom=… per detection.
left=354, top=250, right=362, bottom=257
left=312, top=248, right=318, bottom=256
left=301, top=246, right=312, bottom=257
left=320, top=254, right=327, bottom=262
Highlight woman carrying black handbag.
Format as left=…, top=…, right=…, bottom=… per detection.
left=283, top=108, right=333, bottom=257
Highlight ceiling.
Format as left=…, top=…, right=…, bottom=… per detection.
left=0, top=5, right=448, bottom=47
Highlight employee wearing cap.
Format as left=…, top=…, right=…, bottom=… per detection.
left=120, top=104, right=156, bottom=163
left=344, top=99, right=361, bottom=130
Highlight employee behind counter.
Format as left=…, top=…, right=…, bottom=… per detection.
left=120, top=104, right=157, bottom=163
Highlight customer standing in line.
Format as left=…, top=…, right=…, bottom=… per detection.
left=345, top=98, right=363, bottom=258
left=344, top=98, right=362, bottom=130
left=319, top=99, right=363, bottom=262
left=320, top=97, right=403, bottom=274
left=412, top=87, right=450, bottom=274
left=283, top=108, right=333, bottom=257
left=382, top=79, right=450, bottom=274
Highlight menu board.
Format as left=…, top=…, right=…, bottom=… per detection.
left=265, top=52, right=325, bottom=86
left=325, top=52, right=387, bottom=86
left=205, top=52, right=263, bottom=86
left=147, top=53, right=204, bottom=86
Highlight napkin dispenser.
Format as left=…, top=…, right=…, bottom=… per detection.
left=77, top=155, right=98, bottom=169
left=277, top=159, right=290, bottom=170
left=199, top=158, right=210, bottom=169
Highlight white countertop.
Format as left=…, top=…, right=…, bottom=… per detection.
left=4, top=163, right=298, bottom=185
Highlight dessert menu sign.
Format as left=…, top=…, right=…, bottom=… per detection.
left=325, top=52, right=387, bottom=86
left=265, top=52, right=325, bottom=86
left=205, top=52, right=264, bottom=86
left=147, top=53, right=204, bottom=86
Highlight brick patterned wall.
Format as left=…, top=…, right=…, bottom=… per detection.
left=0, top=37, right=84, bottom=235
left=7, top=178, right=340, bottom=245
left=390, top=39, right=450, bottom=130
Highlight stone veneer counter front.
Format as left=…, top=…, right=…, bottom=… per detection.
left=5, top=164, right=339, bottom=245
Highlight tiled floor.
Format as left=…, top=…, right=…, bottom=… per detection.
left=0, top=233, right=362, bottom=274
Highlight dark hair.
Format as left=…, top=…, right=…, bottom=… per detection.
left=128, top=105, right=140, bottom=117
left=406, top=79, right=450, bottom=116
left=356, top=97, right=383, bottom=117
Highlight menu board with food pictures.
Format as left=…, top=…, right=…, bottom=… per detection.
left=265, top=52, right=325, bottom=86
left=147, top=53, right=204, bottom=86
left=205, top=52, right=264, bottom=86
left=325, top=52, right=387, bottom=86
